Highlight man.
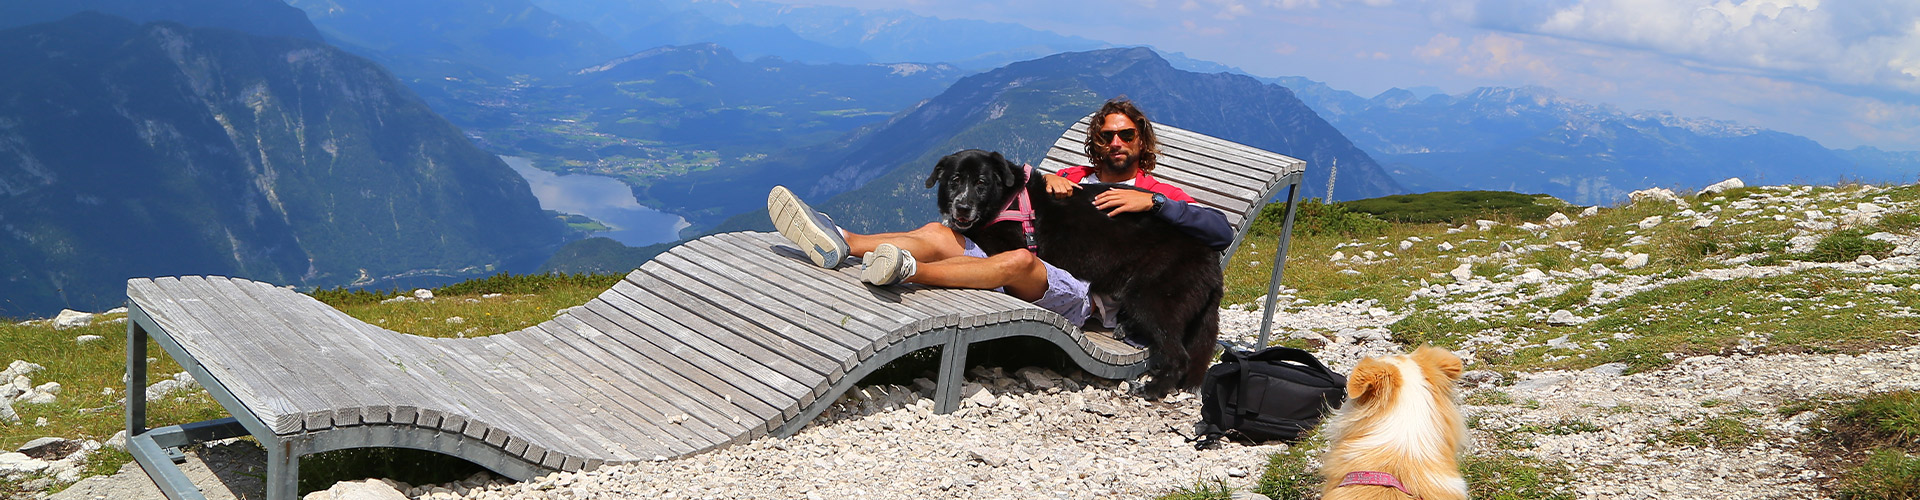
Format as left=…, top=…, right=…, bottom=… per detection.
left=767, top=98, right=1231, bottom=330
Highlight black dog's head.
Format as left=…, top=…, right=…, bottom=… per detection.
left=926, top=149, right=1023, bottom=231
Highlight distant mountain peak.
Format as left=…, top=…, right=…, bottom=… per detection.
left=1628, top=111, right=1760, bottom=138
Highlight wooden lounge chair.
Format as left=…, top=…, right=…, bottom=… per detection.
left=123, top=115, right=1306, bottom=500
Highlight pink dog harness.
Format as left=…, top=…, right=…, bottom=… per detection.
left=988, top=164, right=1039, bottom=252
left=1339, top=471, right=1418, bottom=498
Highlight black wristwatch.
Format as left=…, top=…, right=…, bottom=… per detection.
left=1150, top=192, right=1169, bottom=213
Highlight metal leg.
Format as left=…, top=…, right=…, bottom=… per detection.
left=934, top=332, right=967, bottom=414
left=266, top=440, right=300, bottom=500
left=127, top=305, right=148, bottom=438
left=1257, top=182, right=1303, bottom=348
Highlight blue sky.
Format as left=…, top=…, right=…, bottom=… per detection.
left=765, top=0, right=1920, bottom=151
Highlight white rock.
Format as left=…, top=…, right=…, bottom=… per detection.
left=1519, top=222, right=1545, bottom=233
left=1, top=361, right=42, bottom=380
left=1436, top=242, right=1455, bottom=252
left=1589, top=263, right=1613, bottom=276
left=1787, top=235, right=1821, bottom=254
left=1554, top=240, right=1582, bottom=252
left=1546, top=212, right=1572, bottom=227
left=0, top=399, right=15, bottom=423
left=104, top=430, right=127, bottom=451
left=105, top=306, right=128, bottom=315
left=0, top=452, right=48, bottom=475
left=1547, top=310, right=1585, bottom=325
left=303, top=478, right=410, bottom=500
left=1476, top=220, right=1499, bottom=231
left=1857, top=254, right=1880, bottom=266
left=74, top=335, right=103, bottom=344
left=1623, top=253, right=1650, bottom=269
left=412, top=289, right=434, bottom=300
left=967, top=388, right=998, bottom=408
left=1329, top=251, right=1346, bottom=262
left=1519, top=269, right=1547, bottom=281
left=1857, top=202, right=1885, bottom=213
left=52, top=310, right=93, bottom=329
left=1398, top=240, right=1414, bottom=251
left=1636, top=216, right=1664, bottom=229
left=1691, top=218, right=1715, bottom=229
left=1449, top=263, right=1474, bottom=283
left=1629, top=187, right=1682, bottom=206
left=1702, top=177, right=1745, bottom=194
left=1580, top=206, right=1600, bottom=217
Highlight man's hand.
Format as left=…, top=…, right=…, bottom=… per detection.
left=1093, top=189, right=1156, bottom=216
left=1043, top=173, right=1078, bottom=199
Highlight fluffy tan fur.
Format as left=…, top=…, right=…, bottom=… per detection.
left=1319, top=346, right=1468, bottom=500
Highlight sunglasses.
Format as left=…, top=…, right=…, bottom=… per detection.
left=1098, top=128, right=1139, bottom=144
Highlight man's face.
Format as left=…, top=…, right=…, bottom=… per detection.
left=1097, top=113, right=1140, bottom=172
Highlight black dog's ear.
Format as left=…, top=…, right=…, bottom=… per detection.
left=927, top=153, right=959, bottom=189
left=990, top=151, right=1020, bottom=188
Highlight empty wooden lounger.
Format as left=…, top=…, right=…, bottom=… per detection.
left=123, top=117, right=1306, bottom=500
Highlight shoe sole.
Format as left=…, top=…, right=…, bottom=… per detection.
left=768, top=186, right=845, bottom=268
left=861, top=243, right=905, bottom=285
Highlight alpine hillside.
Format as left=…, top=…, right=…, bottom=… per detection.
left=0, top=13, right=567, bottom=319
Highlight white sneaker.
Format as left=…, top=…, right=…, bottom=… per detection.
left=768, top=185, right=850, bottom=268
left=860, top=243, right=917, bottom=286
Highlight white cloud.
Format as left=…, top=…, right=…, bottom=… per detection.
left=1468, top=0, right=1920, bottom=93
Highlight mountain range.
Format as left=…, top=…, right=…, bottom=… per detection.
left=696, top=47, right=1403, bottom=236
left=1271, top=79, right=1918, bottom=205
left=0, top=12, right=565, bottom=319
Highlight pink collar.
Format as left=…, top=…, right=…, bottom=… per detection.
left=1339, top=471, right=1417, bottom=498
left=988, top=164, right=1039, bottom=252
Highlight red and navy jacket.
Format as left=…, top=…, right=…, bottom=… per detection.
left=1057, top=166, right=1234, bottom=251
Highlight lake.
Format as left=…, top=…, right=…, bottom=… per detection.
left=503, top=156, right=690, bottom=247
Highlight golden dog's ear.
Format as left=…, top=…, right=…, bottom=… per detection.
left=1346, top=358, right=1399, bottom=404
left=927, top=152, right=960, bottom=189
left=1412, top=346, right=1464, bottom=380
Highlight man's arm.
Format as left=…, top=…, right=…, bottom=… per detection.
left=1089, top=187, right=1235, bottom=252
left=1155, top=198, right=1234, bottom=251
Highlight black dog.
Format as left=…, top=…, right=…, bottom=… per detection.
left=926, top=149, right=1223, bottom=398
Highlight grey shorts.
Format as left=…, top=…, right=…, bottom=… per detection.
left=961, top=238, right=1093, bottom=326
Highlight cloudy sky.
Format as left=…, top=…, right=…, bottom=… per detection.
left=766, top=0, right=1920, bottom=151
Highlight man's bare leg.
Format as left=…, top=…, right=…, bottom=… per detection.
left=844, top=222, right=970, bottom=262
left=866, top=245, right=1049, bottom=302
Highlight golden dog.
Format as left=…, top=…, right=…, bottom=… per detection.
left=1319, top=347, right=1468, bottom=500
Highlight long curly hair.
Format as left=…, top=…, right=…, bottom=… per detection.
left=1081, top=97, right=1160, bottom=174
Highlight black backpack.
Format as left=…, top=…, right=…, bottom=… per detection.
left=1194, top=346, right=1347, bottom=448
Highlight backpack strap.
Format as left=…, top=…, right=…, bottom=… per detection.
left=1246, top=346, right=1342, bottom=384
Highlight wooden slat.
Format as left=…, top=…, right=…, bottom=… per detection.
left=600, top=279, right=808, bottom=402
left=549, top=300, right=779, bottom=438
left=635, top=264, right=857, bottom=373
left=127, top=279, right=298, bottom=433
left=216, top=278, right=416, bottom=427
left=655, top=249, right=891, bottom=355
left=531, top=316, right=740, bottom=447
left=481, top=330, right=696, bottom=458
left=168, top=277, right=336, bottom=433
left=394, top=335, right=609, bottom=460
left=576, top=286, right=800, bottom=425
left=646, top=253, right=871, bottom=360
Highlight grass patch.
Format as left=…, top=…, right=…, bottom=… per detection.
left=1800, top=229, right=1897, bottom=263
left=1253, top=199, right=1390, bottom=239
left=1462, top=454, right=1577, bottom=500
left=1158, top=479, right=1234, bottom=500
left=1839, top=449, right=1920, bottom=500
left=1251, top=437, right=1322, bottom=500
left=1651, top=416, right=1763, bottom=449
left=310, top=272, right=622, bottom=308
left=1339, top=191, right=1566, bottom=225
left=1519, top=418, right=1605, bottom=435
left=1465, top=390, right=1515, bottom=406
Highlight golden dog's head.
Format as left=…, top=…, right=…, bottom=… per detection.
left=1320, top=346, right=1467, bottom=500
